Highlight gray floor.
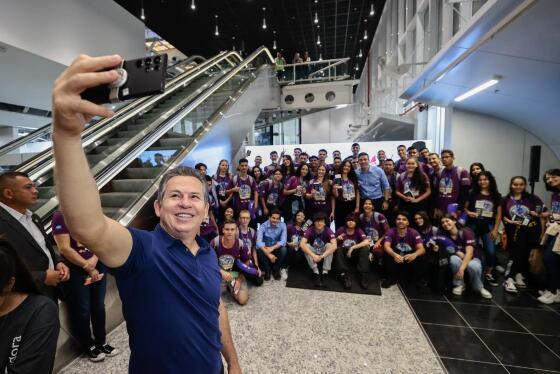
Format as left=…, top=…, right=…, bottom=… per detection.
left=60, top=279, right=444, bottom=373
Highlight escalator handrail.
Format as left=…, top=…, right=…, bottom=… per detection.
left=0, top=55, right=208, bottom=160
left=119, top=64, right=271, bottom=227
left=22, top=50, right=243, bottom=177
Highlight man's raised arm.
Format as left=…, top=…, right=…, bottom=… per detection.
left=52, top=54, right=132, bottom=268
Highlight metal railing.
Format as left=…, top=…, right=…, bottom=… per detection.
left=278, top=57, right=351, bottom=84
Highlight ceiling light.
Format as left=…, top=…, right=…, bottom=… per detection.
left=363, top=29, right=368, bottom=40
left=140, top=7, right=146, bottom=20
left=317, top=35, right=321, bottom=45
left=262, top=7, right=267, bottom=30
left=355, top=65, right=359, bottom=71
left=454, top=77, right=500, bottom=102
left=359, top=49, right=363, bottom=58
left=314, top=11, right=319, bottom=24
left=319, top=53, right=323, bottom=61
left=273, top=31, right=277, bottom=50
left=214, top=15, right=219, bottom=37
left=190, top=0, right=195, bottom=10
left=369, top=3, right=375, bottom=16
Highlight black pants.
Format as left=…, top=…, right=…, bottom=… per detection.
left=334, top=199, right=356, bottom=229
left=506, top=223, right=539, bottom=277
left=399, top=200, right=428, bottom=218
left=61, top=263, right=107, bottom=351
left=335, top=246, right=370, bottom=274
left=384, top=252, right=426, bottom=283
left=286, top=247, right=306, bottom=269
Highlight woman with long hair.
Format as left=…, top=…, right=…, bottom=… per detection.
left=286, top=210, right=309, bottom=269
left=464, top=171, right=502, bottom=287
left=469, top=162, right=485, bottom=182
left=283, top=162, right=312, bottom=223
left=280, top=155, right=295, bottom=183
left=305, top=164, right=333, bottom=220
left=359, top=198, right=391, bottom=260
left=0, top=239, right=59, bottom=373
left=439, top=214, right=493, bottom=299
left=213, top=159, right=233, bottom=223
left=250, top=166, right=266, bottom=224
left=250, top=166, right=265, bottom=185
left=501, top=176, right=545, bottom=293
left=332, top=160, right=360, bottom=229
left=260, top=169, right=285, bottom=218
left=395, top=158, right=431, bottom=216
left=539, top=169, right=560, bottom=304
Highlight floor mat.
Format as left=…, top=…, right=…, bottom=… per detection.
left=285, top=264, right=382, bottom=295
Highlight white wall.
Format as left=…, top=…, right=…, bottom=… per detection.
left=451, top=110, right=559, bottom=201
left=0, top=0, right=146, bottom=66
left=300, top=105, right=355, bottom=144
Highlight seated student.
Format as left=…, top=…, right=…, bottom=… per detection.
left=334, top=214, right=370, bottom=289
left=256, top=209, right=288, bottom=281
left=0, top=239, right=59, bottom=373
left=237, top=210, right=263, bottom=286
left=200, top=175, right=220, bottom=243
left=52, top=211, right=120, bottom=362
left=210, top=219, right=262, bottom=305
left=286, top=210, right=309, bottom=269
left=359, top=198, right=390, bottom=259
left=299, top=212, right=337, bottom=288
left=439, top=214, right=493, bottom=299
left=382, top=212, right=426, bottom=289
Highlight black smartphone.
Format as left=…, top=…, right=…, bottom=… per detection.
left=82, top=54, right=168, bottom=104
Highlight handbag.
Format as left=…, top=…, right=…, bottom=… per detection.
left=528, top=247, right=546, bottom=274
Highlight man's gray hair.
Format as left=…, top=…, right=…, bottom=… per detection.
left=156, top=166, right=208, bottom=204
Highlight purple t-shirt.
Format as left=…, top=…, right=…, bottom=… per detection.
left=468, top=192, right=501, bottom=223
left=238, top=228, right=256, bottom=257
left=264, top=163, right=278, bottom=177
left=359, top=212, right=390, bottom=242
left=228, top=174, right=257, bottom=211
left=384, top=228, right=423, bottom=254
left=334, top=178, right=358, bottom=202
left=52, top=211, right=94, bottom=260
left=436, top=166, right=471, bottom=211
left=260, top=180, right=284, bottom=207
left=286, top=176, right=308, bottom=198
left=306, top=179, right=332, bottom=213
left=303, top=226, right=335, bottom=255
left=335, top=227, right=367, bottom=249
left=550, top=192, right=560, bottom=216
left=501, top=195, right=544, bottom=221
left=443, top=228, right=481, bottom=259
left=213, top=174, right=231, bottom=200
left=396, top=173, right=430, bottom=198
left=210, top=237, right=250, bottom=271
left=287, top=224, right=304, bottom=246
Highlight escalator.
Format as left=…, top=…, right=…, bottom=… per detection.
left=25, top=47, right=275, bottom=227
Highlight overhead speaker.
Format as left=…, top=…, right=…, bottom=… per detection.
left=528, top=145, right=541, bottom=183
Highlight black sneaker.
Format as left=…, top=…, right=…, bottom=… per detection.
left=264, top=272, right=271, bottom=281
left=342, top=274, right=352, bottom=290
left=273, top=270, right=281, bottom=280
left=86, top=345, right=105, bottom=362
left=485, top=273, right=499, bottom=287
left=381, top=278, right=396, bottom=289
left=314, top=273, right=322, bottom=287
left=359, top=273, right=369, bottom=290
left=320, top=273, right=328, bottom=288
left=97, top=344, right=120, bottom=357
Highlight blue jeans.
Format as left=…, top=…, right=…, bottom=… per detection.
left=449, top=255, right=483, bottom=291
left=544, top=236, right=560, bottom=292
left=61, top=263, right=107, bottom=351
left=469, top=223, right=496, bottom=268
left=257, top=246, right=287, bottom=273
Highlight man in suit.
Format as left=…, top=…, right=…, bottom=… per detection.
left=0, top=171, right=69, bottom=301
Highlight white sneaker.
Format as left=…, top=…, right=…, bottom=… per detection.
left=480, top=288, right=493, bottom=299
left=504, top=278, right=518, bottom=293
left=495, top=265, right=506, bottom=274
left=538, top=291, right=558, bottom=304
left=280, top=268, right=288, bottom=281
left=514, top=273, right=526, bottom=288
left=452, top=285, right=465, bottom=296
left=538, top=289, right=548, bottom=296
left=504, top=260, right=513, bottom=277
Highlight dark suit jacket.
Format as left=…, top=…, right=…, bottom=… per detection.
left=0, top=206, right=62, bottom=301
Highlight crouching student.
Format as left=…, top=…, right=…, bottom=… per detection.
left=286, top=210, right=308, bottom=271
left=334, top=214, right=370, bottom=290
left=439, top=214, right=492, bottom=299
left=382, top=212, right=427, bottom=289
left=210, top=219, right=262, bottom=305
left=256, top=209, right=288, bottom=281
left=237, top=210, right=263, bottom=286
left=299, top=212, right=337, bottom=288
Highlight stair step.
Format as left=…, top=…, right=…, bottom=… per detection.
left=117, top=130, right=139, bottom=138
left=36, top=186, right=56, bottom=199
left=86, top=154, right=107, bottom=165
left=111, top=179, right=152, bottom=193
left=158, top=137, right=190, bottom=148
left=123, top=167, right=163, bottom=179
left=100, top=192, right=140, bottom=208
left=102, top=207, right=122, bottom=219
left=106, top=138, right=128, bottom=146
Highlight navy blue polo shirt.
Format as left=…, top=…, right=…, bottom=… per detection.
left=109, top=224, right=223, bottom=373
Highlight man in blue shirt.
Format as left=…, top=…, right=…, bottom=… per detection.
left=256, top=209, right=287, bottom=281
left=356, top=152, right=391, bottom=212
left=51, top=54, right=241, bottom=374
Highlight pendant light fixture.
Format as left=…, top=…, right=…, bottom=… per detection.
left=319, top=53, right=323, bottom=61
left=317, top=34, right=321, bottom=45
left=314, top=11, right=319, bottom=24
left=140, top=0, right=146, bottom=21
left=359, top=49, right=363, bottom=58
left=370, top=3, right=375, bottom=16
left=273, top=30, right=277, bottom=50
left=363, top=18, right=368, bottom=40
left=190, top=0, right=196, bottom=11
left=262, top=7, right=267, bottom=30
left=214, top=15, right=219, bottom=37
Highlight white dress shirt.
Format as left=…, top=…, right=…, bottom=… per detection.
left=0, top=201, right=54, bottom=269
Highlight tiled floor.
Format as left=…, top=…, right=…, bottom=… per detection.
left=402, top=282, right=560, bottom=373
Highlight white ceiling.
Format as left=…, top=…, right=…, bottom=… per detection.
left=401, top=0, right=560, bottom=157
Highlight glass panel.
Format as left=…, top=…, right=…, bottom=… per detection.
left=472, top=0, right=488, bottom=16
left=452, top=3, right=461, bottom=36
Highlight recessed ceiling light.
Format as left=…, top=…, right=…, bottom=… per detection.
left=454, top=77, right=501, bottom=102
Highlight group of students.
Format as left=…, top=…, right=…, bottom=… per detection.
left=193, top=143, right=560, bottom=305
